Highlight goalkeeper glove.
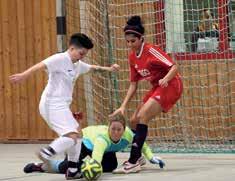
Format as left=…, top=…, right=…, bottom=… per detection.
left=150, top=156, right=165, bottom=168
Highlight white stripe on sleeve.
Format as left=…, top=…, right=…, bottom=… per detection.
left=149, top=48, right=173, bottom=66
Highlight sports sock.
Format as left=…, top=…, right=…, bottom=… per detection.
left=67, top=139, right=82, bottom=172
left=40, top=137, right=75, bottom=159
left=40, top=147, right=56, bottom=159
left=128, top=123, right=148, bottom=164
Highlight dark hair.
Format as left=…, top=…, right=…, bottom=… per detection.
left=69, top=33, right=94, bottom=49
left=124, top=16, right=145, bottom=38
left=109, top=113, right=126, bottom=128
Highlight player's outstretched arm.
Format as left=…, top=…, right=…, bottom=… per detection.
left=142, top=143, right=165, bottom=169
left=91, top=137, right=108, bottom=164
left=9, top=62, right=46, bottom=83
left=90, top=63, right=120, bottom=73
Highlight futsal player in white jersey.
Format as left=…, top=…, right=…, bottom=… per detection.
left=9, top=33, right=120, bottom=180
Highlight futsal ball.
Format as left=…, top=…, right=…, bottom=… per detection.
left=81, top=158, right=102, bottom=181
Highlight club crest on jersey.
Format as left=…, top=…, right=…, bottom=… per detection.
left=138, top=69, right=151, bottom=77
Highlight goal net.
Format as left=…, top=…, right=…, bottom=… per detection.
left=66, top=0, right=235, bottom=153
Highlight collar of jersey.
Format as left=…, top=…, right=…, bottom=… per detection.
left=105, top=131, right=122, bottom=145
left=136, top=42, right=145, bottom=59
left=65, top=51, right=75, bottom=66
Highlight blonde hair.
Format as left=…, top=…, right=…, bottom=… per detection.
left=200, top=9, right=212, bottom=20
left=199, top=9, right=218, bottom=31
left=109, top=113, right=126, bottom=128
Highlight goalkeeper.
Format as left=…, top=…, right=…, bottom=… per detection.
left=23, top=114, right=165, bottom=175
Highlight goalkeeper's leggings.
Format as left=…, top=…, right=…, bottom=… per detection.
left=58, top=142, right=118, bottom=173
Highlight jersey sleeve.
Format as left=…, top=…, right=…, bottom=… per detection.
left=91, top=136, right=109, bottom=164
left=141, top=143, right=154, bottom=161
left=42, top=54, right=62, bottom=73
left=149, top=46, right=175, bottom=70
left=75, top=60, right=91, bottom=77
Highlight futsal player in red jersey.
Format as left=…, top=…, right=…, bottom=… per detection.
left=110, top=16, right=183, bottom=173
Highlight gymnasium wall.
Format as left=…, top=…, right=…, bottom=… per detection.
left=0, top=0, right=58, bottom=141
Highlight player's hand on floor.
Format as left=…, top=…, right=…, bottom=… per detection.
left=150, top=156, right=165, bottom=168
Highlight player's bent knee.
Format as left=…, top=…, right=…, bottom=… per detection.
left=136, top=113, right=148, bottom=124
left=130, top=117, right=138, bottom=130
left=130, top=116, right=138, bottom=123
left=63, top=132, right=79, bottom=143
left=130, top=122, right=137, bottom=130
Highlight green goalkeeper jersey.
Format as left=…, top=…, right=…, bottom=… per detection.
left=82, top=125, right=154, bottom=163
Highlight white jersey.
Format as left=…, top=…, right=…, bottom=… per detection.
left=40, top=51, right=91, bottom=109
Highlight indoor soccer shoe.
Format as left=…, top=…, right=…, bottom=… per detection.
left=36, top=150, right=53, bottom=172
left=138, top=156, right=146, bottom=166
left=23, top=163, right=44, bottom=173
left=65, top=169, right=83, bottom=180
left=112, top=161, right=141, bottom=174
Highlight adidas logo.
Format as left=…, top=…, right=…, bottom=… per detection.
left=132, top=143, right=138, bottom=148
left=155, top=95, right=160, bottom=100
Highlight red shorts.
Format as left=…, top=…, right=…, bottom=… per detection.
left=143, top=76, right=183, bottom=112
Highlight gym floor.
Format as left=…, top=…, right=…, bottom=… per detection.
left=0, top=144, right=234, bottom=181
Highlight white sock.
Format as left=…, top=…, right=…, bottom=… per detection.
left=49, top=137, right=75, bottom=154
left=67, top=139, right=82, bottom=172
left=40, top=148, right=55, bottom=159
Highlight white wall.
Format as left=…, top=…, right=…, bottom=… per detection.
left=165, top=0, right=186, bottom=52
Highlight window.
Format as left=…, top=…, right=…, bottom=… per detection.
left=161, top=0, right=235, bottom=60
left=183, top=0, right=219, bottom=52
left=228, top=0, right=235, bottom=50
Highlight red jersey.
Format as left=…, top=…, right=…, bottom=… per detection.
left=129, top=43, right=179, bottom=87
